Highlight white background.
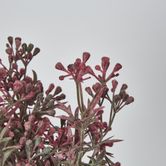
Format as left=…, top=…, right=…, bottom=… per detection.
left=0, top=0, right=166, bottom=165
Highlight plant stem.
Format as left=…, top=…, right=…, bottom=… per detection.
left=75, top=81, right=85, bottom=165
left=109, top=93, right=115, bottom=128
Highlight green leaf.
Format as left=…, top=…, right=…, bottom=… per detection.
left=25, top=139, right=33, bottom=160
left=34, top=137, right=42, bottom=150
left=32, top=70, right=38, bottom=83
left=0, top=137, right=12, bottom=147
left=1, top=146, right=18, bottom=166
left=0, top=127, right=8, bottom=140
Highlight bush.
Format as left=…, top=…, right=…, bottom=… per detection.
left=0, top=37, right=134, bottom=166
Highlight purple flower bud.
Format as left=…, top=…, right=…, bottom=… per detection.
left=114, top=162, right=121, bottom=166
left=120, top=84, right=128, bottom=91
left=8, top=36, right=13, bottom=46
left=54, top=86, right=62, bottom=95
left=74, top=58, right=81, bottom=69
left=83, top=52, right=90, bottom=63
left=12, top=63, right=18, bottom=70
left=33, top=47, right=40, bottom=56
left=15, top=37, right=22, bottom=49
left=114, top=94, right=121, bottom=103
left=101, top=57, right=110, bottom=71
left=20, top=68, right=25, bottom=75
left=92, top=83, right=101, bottom=93
left=55, top=93, right=66, bottom=101
left=36, top=81, right=43, bottom=93
left=95, top=65, right=101, bottom=71
left=126, top=96, right=134, bottom=104
left=67, top=64, right=75, bottom=72
left=111, top=79, right=118, bottom=92
left=123, top=93, right=129, bottom=102
left=59, top=75, right=65, bottom=80
left=46, top=83, right=55, bottom=95
left=113, top=63, right=122, bottom=72
left=6, top=48, right=13, bottom=55
left=85, top=87, right=93, bottom=96
left=55, top=62, right=66, bottom=71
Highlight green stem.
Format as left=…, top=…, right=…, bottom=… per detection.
left=109, top=93, right=115, bottom=128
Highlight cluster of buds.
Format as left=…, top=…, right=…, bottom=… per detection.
left=0, top=37, right=134, bottom=166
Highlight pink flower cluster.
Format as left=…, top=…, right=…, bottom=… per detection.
left=0, top=37, right=134, bottom=166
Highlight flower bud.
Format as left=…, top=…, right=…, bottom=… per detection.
left=113, top=63, right=122, bottom=72
left=12, top=63, right=18, bottom=70
left=95, top=65, right=101, bottom=71
left=6, top=48, right=13, bottom=55
left=67, top=64, right=75, bottom=72
left=85, top=87, right=93, bottom=96
left=83, top=52, right=90, bottom=63
left=92, top=82, right=101, bottom=93
left=33, top=47, right=40, bottom=56
left=46, top=83, right=55, bottom=95
left=59, top=75, right=65, bottom=80
left=114, top=162, right=121, bottom=166
left=114, top=94, right=121, bottom=103
left=8, top=36, right=13, bottom=46
left=20, top=68, right=25, bottom=75
left=111, top=79, right=118, bottom=92
left=120, top=84, right=128, bottom=91
left=74, top=58, right=81, bottom=69
left=15, top=37, right=21, bottom=49
left=54, top=86, right=62, bottom=95
left=55, top=62, right=66, bottom=71
left=125, top=96, right=134, bottom=105
left=101, top=57, right=110, bottom=71
left=27, top=43, right=34, bottom=53
left=22, top=43, right=27, bottom=52
left=55, top=93, right=65, bottom=101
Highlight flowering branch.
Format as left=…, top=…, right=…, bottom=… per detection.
left=0, top=37, right=134, bottom=166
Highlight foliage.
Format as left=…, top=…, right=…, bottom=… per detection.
left=0, top=37, right=134, bottom=166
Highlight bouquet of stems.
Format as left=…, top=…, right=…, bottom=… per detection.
left=0, top=37, right=134, bottom=166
